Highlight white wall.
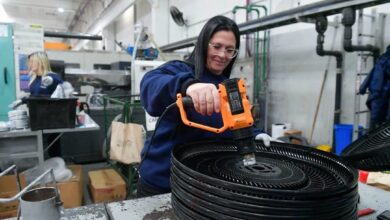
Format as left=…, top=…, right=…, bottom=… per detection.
left=263, top=4, right=390, bottom=145
left=267, top=23, right=339, bottom=145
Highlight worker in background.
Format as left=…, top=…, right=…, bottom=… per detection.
left=137, top=15, right=271, bottom=198
left=9, top=51, right=64, bottom=157
left=27, top=51, right=63, bottom=97
left=359, top=45, right=390, bottom=129
left=9, top=51, right=64, bottom=106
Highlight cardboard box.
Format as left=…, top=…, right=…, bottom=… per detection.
left=284, top=129, right=303, bottom=145
left=367, top=172, right=390, bottom=191
left=0, top=174, right=26, bottom=214
left=0, top=209, right=17, bottom=219
left=284, top=129, right=302, bottom=136
left=55, top=165, right=83, bottom=208
left=0, top=165, right=82, bottom=219
left=88, top=169, right=126, bottom=203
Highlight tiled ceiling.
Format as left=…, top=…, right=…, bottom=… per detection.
left=0, top=0, right=85, bottom=32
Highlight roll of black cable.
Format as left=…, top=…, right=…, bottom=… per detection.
left=171, top=140, right=359, bottom=220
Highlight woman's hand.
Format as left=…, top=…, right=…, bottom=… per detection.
left=186, top=83, right=220, bottom=116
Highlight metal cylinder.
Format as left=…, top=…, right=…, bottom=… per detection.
left=20, top=187, right=61, bottom=220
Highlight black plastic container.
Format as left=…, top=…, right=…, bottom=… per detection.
left=27, top=97, right=77, bottom=130
left=171, top=122, right=390, bottom=219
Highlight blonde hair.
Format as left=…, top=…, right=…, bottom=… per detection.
left=28, top=51, right=52, bottom=85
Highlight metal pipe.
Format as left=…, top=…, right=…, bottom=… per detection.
left=160, top=0, right=390, bottom=52
left=341, top=7, right=380, bottom=63
left=232, top=6, right=250, bottom=57
left=315, top=16, right=343, bottom=149
left=232, top=5, right=264, bottom=101
left=232, top=6, right=248, bottom=16
left=246, top=0, right=251, bottom=57
left=0, top=165, right=16, bottom=177
left=44, top=31, right=102, bottom=40
left=248, top=8, right=260, bottom=97
left=249, top=4, right=268, bottom=91
left=0, top=169, right=54, bottom=203
left=316, top=17, right=343, bottom=66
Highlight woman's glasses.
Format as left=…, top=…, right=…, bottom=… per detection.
left=208, top=42, right=238, bottom=59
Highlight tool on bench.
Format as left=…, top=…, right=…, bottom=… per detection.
left=176, top=78, right=257, bottom=166
left=357, top=208, right=375, bottom=217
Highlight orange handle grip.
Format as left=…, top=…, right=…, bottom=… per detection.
left=176, top=78, right=253, bottom=133
left=176, top=93, right=228, bottom=133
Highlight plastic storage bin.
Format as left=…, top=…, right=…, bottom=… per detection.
left=26, top=97, right=77, bottom=130
left=334, top=124, right=363, bottom=155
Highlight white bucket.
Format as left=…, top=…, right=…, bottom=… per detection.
left=271, top=123, right=291, bottom=139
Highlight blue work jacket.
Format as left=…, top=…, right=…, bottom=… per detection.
left=29, top=72, right=63, bottom=97
left=359, top=46, right=390, bottom=125
left=139, top=60, right=261, bottom=191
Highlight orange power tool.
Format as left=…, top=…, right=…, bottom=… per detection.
left=176, top=78, right=257, bottom=166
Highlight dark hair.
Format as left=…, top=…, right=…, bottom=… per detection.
left=186, top=15, right=240, bottom=79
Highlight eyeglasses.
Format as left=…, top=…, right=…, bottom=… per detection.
left=208, top=42, right=238, bottom=59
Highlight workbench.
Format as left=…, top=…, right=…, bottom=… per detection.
left=0, top=114, right=99, bottom=171
left=9, top=182, right=382, bottom=220
left=0, top=129, right=44, bottom=170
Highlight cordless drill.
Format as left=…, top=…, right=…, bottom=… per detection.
left=176, top=78, right=257, bottom=166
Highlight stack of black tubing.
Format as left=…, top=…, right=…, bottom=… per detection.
left=171, top=140, right=359, bottom=220
left=341, top=121, right=390, bottom=171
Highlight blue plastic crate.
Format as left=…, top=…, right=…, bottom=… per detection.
left=334, top=124, right=363, bottom=155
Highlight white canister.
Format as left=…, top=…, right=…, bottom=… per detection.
left=271, top=123, right=291, bottom=139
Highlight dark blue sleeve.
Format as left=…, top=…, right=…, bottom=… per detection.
left=140, top=61, right=195, bottom=116
left=253, top=127, right=264, bottom=136
left=47, top=73, right=63, bottom=94
left=29, top=73, right=63, bottom=97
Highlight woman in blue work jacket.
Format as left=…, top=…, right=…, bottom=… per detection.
left=29, top=52, right=64, bottom=157
left=27, top=51, right=63, bottom=96
left=9, top=52, right=64, bottom=157
left=10, top=51, right=63, bottom=107
left=137, top=15, right=272, bottom=197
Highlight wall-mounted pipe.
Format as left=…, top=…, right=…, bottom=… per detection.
left=44, top=31, right=102, bottom=40
left=341, top=7, right=380, bottom=63
left=315, top=15, right=343, bottom=148
left=232, top=4, right=269, bottom=100
left=249, top=4, right=268, bottom=92
left=232, top=4, right=269, bottom=131
left=161, top=0, right=390, bottom=52
left=232, top=5, right=251, bottom=58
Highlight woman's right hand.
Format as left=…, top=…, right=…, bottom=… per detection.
left=186, top=83, right=220, bottom=116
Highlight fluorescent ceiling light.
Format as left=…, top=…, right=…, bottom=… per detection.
left=58, top=7, right=64, bottom=13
